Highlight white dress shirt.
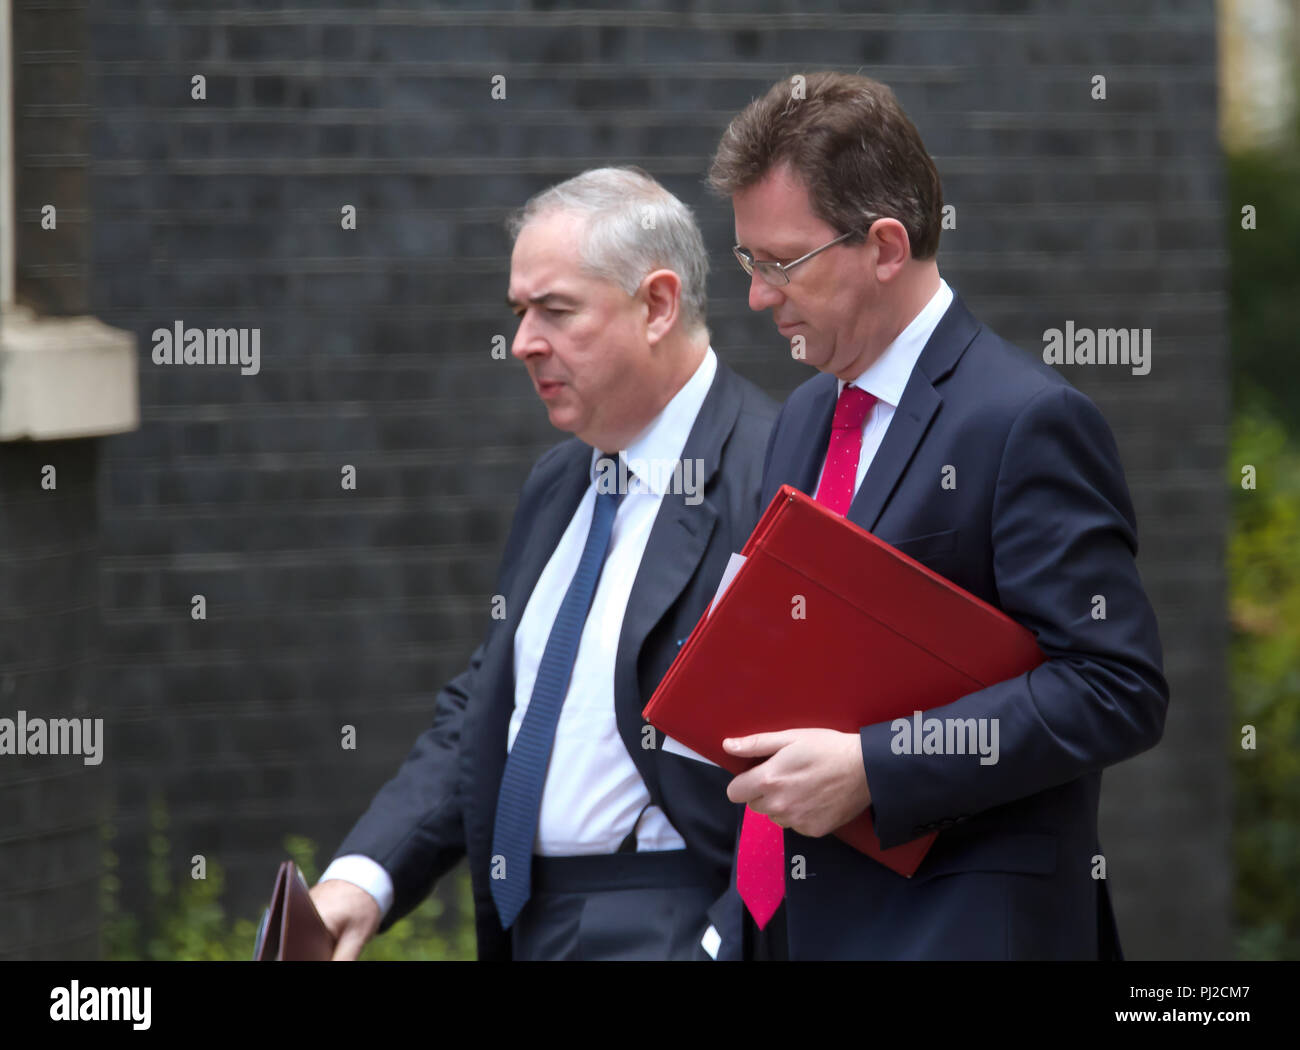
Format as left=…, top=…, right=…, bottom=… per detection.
left=705, top=284, right=953, bottom=959
left=811, top=278, right=953, bottom=499
left=693, top=278, right=955, bottom=959
left=321, top=347, right=719, bottom=917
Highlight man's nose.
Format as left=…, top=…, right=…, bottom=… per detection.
left=511, top=314, right=547, bottom=360
left=748, top=271, right=785, bottom=312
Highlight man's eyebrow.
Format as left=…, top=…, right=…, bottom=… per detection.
left=506, top=291, right=579, bottom=311
left=735, top=237, right=797, bottom=261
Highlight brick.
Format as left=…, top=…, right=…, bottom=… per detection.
left=0, top=0, right=1234, bottom=955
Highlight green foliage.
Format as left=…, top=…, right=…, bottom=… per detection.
left=1227, top=104, right=1300, bottom=959
left=102, top=796, right=475, bottom=961
left=1226, top=146, right=1300, bottom=444
left=1230, top=404, right=1300, bottom=960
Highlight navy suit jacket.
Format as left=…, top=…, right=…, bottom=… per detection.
left=752, top=291, right=1168, bottom=960
left=332, top=359, right=777, bottom=960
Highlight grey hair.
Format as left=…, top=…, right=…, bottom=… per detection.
left=506, top=166, right=710, bottom=335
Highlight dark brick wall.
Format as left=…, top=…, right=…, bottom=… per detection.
left=0, top=440, right=104, bottom=960
left=1, top=0, right=104, bottom=962
left=75, top=1, right=1227, bottom=957
left=12, top=0, right=91, bottom=315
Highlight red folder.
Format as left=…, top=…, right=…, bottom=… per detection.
left=643, top=485, right=1045, bottom=876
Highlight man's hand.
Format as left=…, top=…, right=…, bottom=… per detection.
left=723, top=728, right=872, bottom=838
left=309, top=880, right=382, bottom=961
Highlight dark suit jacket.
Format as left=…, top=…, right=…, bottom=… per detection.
left=332, top=358, right=777, bottom=960
left=752, top=291, right=1168, bottom=960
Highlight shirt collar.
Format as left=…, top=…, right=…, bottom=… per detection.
left=838, top=277, right=953, bottom=406
left=588, top=346, right=718, bottom=497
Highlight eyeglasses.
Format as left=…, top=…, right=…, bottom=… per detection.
left=732, top=223, right=874, bottom=287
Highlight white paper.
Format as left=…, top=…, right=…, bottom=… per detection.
left=700, top=924, right=721, bottom=960
left=707, top=552, right=747, bottom=617
left=661, top=733, right=722, bottom=767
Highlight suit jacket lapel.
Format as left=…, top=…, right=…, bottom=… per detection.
left=785, top=372, right=838, bottom=497
left=503, top=447, right=591, bottom=633
left=613, top=363, right=739, bottom=792
left=465, top=445, right=589, bottom=809
left=846, top=378, right=941, bottom=532
left=847, top=292, right=982, bottom=532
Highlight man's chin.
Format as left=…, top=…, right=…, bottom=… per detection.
left=795, top=343, right=833, bottom=372
left=542, top=405, right=580, bottom=435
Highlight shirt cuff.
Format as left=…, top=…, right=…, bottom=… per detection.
left=318, top=855, right=394, bottom=919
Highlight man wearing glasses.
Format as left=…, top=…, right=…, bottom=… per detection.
left=705, top=73, right=1168, bottom=960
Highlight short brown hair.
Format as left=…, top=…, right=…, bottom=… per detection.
left=707, top=73, right=943, bottom=259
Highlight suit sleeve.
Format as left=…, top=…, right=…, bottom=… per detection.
left=333, top=637, right=487, bottom=932
left=859, top=382, right=1169, bottom=848
left=330, top=450, right=557, bottom=930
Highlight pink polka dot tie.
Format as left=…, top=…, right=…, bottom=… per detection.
left=736, top=383, right=877, bottom=928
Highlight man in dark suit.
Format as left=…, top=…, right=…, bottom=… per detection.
left=309, top=167, right=776, bottom=960
left=705, top=73, right=1168, bottom=959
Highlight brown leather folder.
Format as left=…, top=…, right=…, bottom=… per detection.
left=253, top=860, right=337, bottom=961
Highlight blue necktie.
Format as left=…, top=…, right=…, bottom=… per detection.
left=490, top=474, right=626, bottom=929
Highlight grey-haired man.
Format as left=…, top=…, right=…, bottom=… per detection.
left=310, top=168, right=776, bottom=961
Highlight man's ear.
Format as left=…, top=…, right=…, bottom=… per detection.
left=869, top=219, right=912, bottom=283
left=640, top=269, right=682, bottom=345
